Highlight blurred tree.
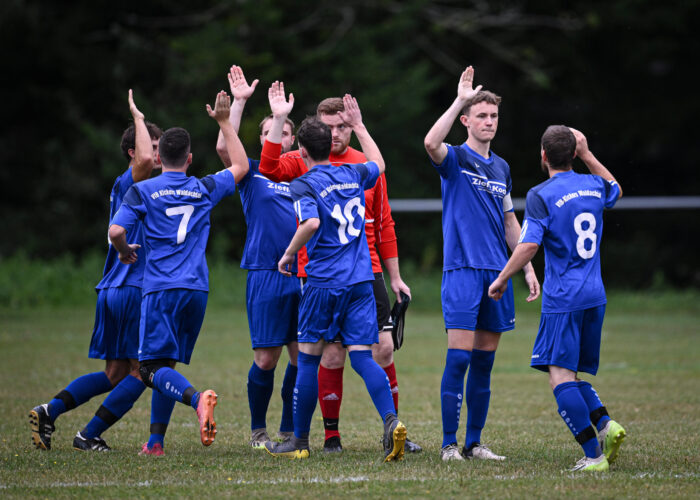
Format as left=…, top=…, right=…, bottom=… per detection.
left=1, top=0, right=698, bottom=286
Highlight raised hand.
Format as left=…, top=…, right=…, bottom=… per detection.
left=569, top=127, right=590, bottom=158
left=228, top=65, right=259, bottom=101
left=267, top=81, right=294, bottom=118
left=206, top=91, right=231, bottom=122
left=338, top=94, right=363, bottom=129
left=128, top=89, right=144, bottom=120
left=457, top=66, right=483, bottom=102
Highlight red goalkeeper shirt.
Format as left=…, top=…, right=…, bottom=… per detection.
left=260, top=140, right=398, bottom=277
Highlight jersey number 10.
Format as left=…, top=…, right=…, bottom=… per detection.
left=330, top=197, right=365, bottom=245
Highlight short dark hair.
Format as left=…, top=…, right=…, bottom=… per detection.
left=541, top=125, right=576, bottom=170
left=297, top=117, right=331, bottom=161
left=158, top=127, right=191, bottom=168
left=316, top=97, right=344, bottom=116
left=258, top=114, right=295, bottom=134
left=120, top=122, right=162, bottom=161
left=461, top=90, right=502, bottom=116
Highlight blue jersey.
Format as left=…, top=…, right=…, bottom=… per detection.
left=96, top=167, right=146, bottom=290
left=238, top=159, right=297, bottom=272
left=520, top=170, right=620, bottom=313
left=112, top=169, right=237, bottom=294
left=432, top=143, right=513, bottom=272
left=290, top=162, right=380, bottom=287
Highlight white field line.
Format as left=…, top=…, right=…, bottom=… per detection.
left=2, top=471, right=700, bottom=489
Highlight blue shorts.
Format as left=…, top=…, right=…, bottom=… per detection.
left=530, top=304, right=606, bottom=376
left=89, top=286, right=141, bottom=360
left=297, top=282, right=378, bottom=346
left=138, top=289, right=208, bottom=364
left=246, top=270, right=301, bottom=348
left=441, top=267, right=515, bottom=332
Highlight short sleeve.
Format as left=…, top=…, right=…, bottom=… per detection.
left=520, top=190, right=548, bottom=245
left=112, top=185, right=145, bottom=232
left=353, top=161, right=380, bottom=190
left=201, top=169, right=236, bottom=206
left=290, top=179, right=318, bottom=222
left=431, top=144, right=459, bottom=179
left=603, top=178, right=621, bottom=209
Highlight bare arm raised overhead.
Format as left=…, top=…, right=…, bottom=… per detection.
left=216, top=65, right=259, bottom=167
left=206, top=91, right=249, bottom=183
left=338, top=94, right=385, bottom=174
left=424, top=66, right=483, bottom=164
left=569, top=128, right=623, bottom=198
left=129, top=89, right=156, bottom=182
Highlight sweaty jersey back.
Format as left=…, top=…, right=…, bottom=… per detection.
left=520, top=170, right=620, bottom=312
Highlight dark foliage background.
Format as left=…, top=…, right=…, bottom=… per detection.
left=2, top=0, right=698, bottom=287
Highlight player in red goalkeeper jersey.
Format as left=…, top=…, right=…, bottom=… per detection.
left=259, top=95, right=420, bottom=453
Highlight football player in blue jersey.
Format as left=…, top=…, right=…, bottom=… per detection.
left=28, top=91, right=162, bottom=452
left=424, top=66, right=540, bottom=461
left=214, top=65, right=301, bottom=449
left=262, top=83, right=406, bottom=461
left=488, top=125, right=625, bottom=472
left=108, top=90, right=250, bottom=449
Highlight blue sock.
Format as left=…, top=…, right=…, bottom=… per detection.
left=293, top=352, right=321, bottom=438
left=148, top=389, right=176, bottom=448
left=82, top=375, right=146, bottom=439
left=553, top=381, right=601, bottom=458
left=280, top=362, right=297, bottom=433
left=465, top=349, right=495, bottom=448
left=577, top=380, right=611, bottom=431
left=348, top=350, right=396, bottom=422
left=49, top=371, right=112, bottom=421
left=441, top=349, right=470, bottom=447
left=151, top=367, right=199, bottom=409
left=247, top=362, right=275, bottom=430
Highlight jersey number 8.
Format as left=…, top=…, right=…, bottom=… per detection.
left=574, top=212, right=597, bottom=259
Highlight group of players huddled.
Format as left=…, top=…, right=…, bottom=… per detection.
left=29, top=65, right=626, bottom=471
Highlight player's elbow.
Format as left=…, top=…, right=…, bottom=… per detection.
left=231, top=161, right=250, bottom=184
left=424, top=136, right=440, bottom=154
left=303, top=218, right=320, bottom=232
left=108, top=224, right=125, bottom=243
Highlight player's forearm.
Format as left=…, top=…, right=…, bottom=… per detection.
left=285, top=218, right=320, bottom=256
left=216, top=99, right=247, bottom=167
left=579, top=151, right=623, bottom=197
left=266, top=115, right=287, bottom=145
left=383, top=256, right=402, bottom=283
left=353, top=123, right=385, bottom=174
left=424, top=97, right=464, bottom=162
left=498, top=243, right=539, bottom=282
left=132, top=116, right=155, bottom=182
left=108, top=224, right=130, bottom=254
left=219, top=120, right=249, bottom=183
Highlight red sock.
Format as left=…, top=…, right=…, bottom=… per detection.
left=318, top=365, right=344, bottom=440
left=383, top=362, right=399, bottom=411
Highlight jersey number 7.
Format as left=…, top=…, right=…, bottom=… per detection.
left=166, top=205, right=194, bottom=244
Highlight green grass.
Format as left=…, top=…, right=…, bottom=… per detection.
left=1, top=290, right=699, bottom=499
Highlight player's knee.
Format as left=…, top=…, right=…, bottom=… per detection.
left=321, top=344, right=346, bottom=369
left=139, top=359, right=171, bottom=388
left=104, top=360, right=130, bottom=387
left=372, top=340, right=394, bottom=367
left=254, top=347, right=282, bottom=370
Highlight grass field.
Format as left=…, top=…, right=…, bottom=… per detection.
left=1, top=286, right=699, bottom=498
